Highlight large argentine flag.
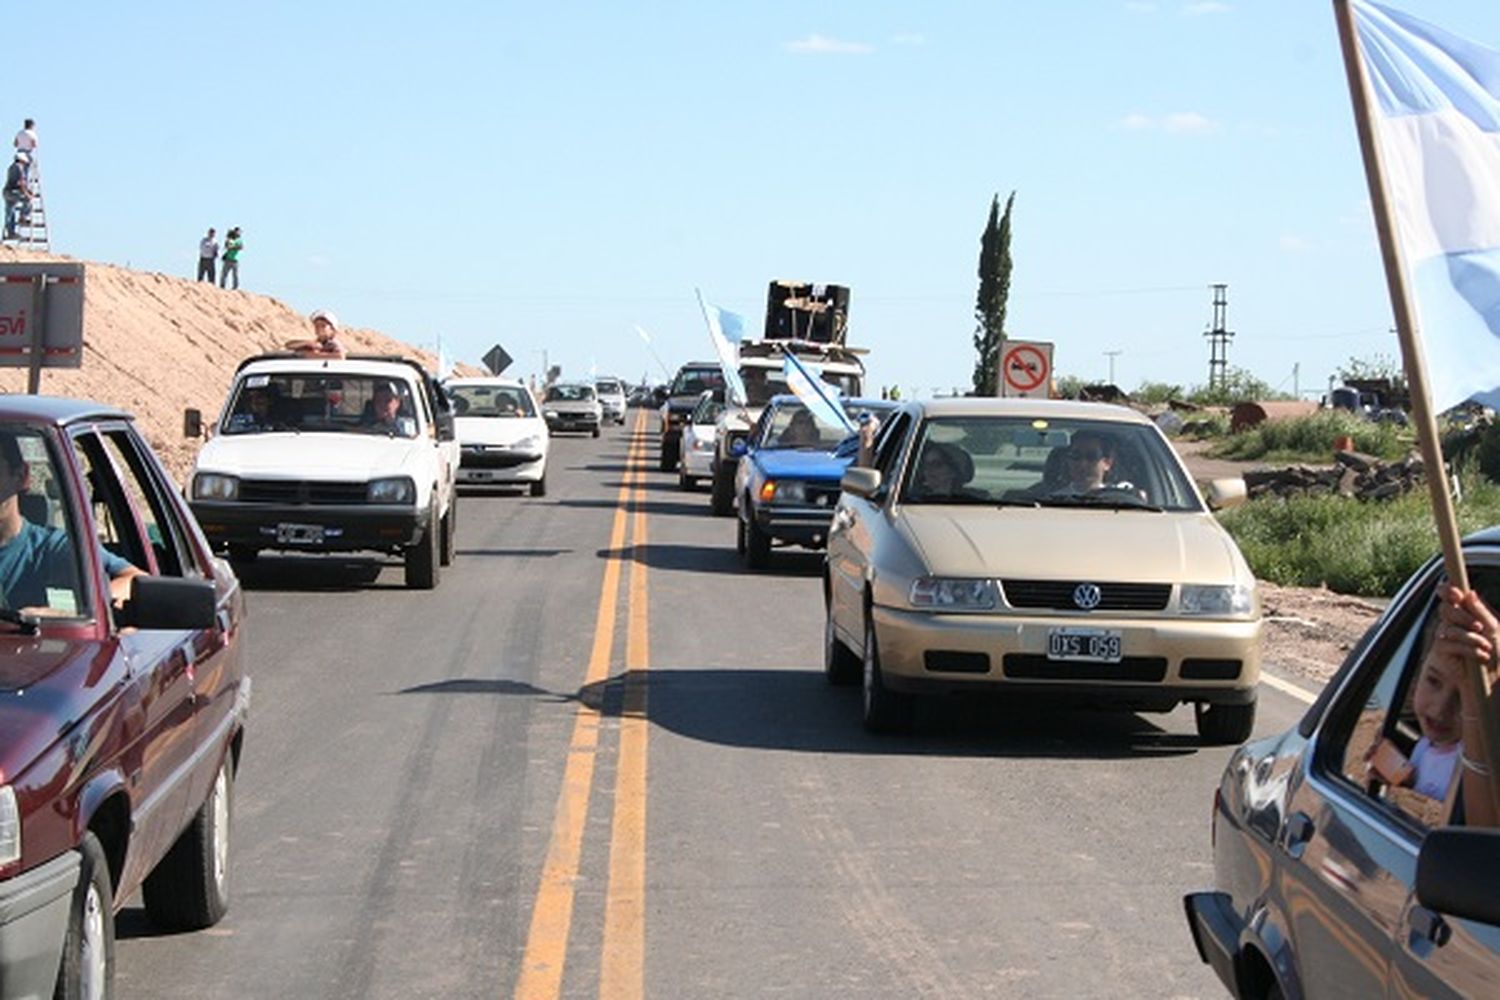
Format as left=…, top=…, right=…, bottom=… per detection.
left=696, top=290, right=750, bottom=406
left=1354, top=1, right=1500, bottom=411
left=783, top=352, right=854, bottom=433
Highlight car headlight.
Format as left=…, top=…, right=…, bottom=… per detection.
left=1180, top=583, right=1255, bottom=616
left=760, top=480, right=807, bottom=503
left=0, top=786, right=18, bottom=866
left=542, top=409, right=558, bottom=418
left=690, top=436, right=715, bottom=452
left=192, top=473, right=240, bottom=501
left=367, top=477, right=416, bottom=503
left=515, top=435, right=542, bottom=450
left=910, top=577, right=999, bottom=610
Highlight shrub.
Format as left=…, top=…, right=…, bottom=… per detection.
left=1209, top=410, right=1406, bottom=463
left=1218, top=473, right=1500, bottom=596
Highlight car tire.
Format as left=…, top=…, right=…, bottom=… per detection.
left=660, top=435, right=680, bottom=472
left=56, top=831, right=114, bottom=1000
left=1195, top=696, right=1256, bottom=745
left=439, top=502, right=456, bottom=567
left=824, top=609, right=860, bottom=685
left=404, top=508, right=441, bottom=589
left=592, top=427, right=601, bottom=438
left=862, top=612, right=913, bottom=733
left=226, top=544, right=258, bottom=564
left=735, top=514, right=747, bottom=555
left=530, top=476, right=547, bottom=498
left=710, top=463, right=734, bottom=517
left=142, top=755, right=233, bottom=930
left=744, top=511, right=771, bottom=570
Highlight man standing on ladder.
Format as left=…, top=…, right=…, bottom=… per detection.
left=12, top=119, right=36, bottom=182
left=3, top=153, right=31, bottom=240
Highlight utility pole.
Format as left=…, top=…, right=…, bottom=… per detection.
left=1204, top=283, right=1234, bottom=391
left=1293, top=362, right=1300, bottom=399
left=1104, top=350, right=1122, bottom=386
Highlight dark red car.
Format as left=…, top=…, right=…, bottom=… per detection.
left=0, top=397, right=248, bottom=999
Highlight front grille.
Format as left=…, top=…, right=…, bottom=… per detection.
left=1180, top=658, right=1243, bottom=681
left=461, top=451, right=533, bottom=469
left=806, top=484, right=842, bottom=507
left=1000, top=579, right=1172, bottom=612
left=1002, top=655, right=1168, bottom=682
left=924, top=650, right=990, bottom=674
left=237, top=479, right=368, bottom=505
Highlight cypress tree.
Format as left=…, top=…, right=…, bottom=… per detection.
left=972, top=191, right=1015, bottom=396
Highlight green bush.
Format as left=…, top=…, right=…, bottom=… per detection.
left=1209, top=411, right=1406, bottom=463
left=1219, top=474, right=1500, bottom=596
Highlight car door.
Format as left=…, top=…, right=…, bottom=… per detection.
left=71, top=427, right=206, bottom=886
left=1279, top=562, right=1470, bottom=998
left=827, top=411, right=912, bottom=647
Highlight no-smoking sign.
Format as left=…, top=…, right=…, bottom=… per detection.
left=1000, top=340, right=1053, bottom=398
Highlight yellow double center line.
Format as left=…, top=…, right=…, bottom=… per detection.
left=515, top=414, right=651, bottom=1000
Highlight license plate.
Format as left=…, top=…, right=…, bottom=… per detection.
left=1047, top=627, right=1123, bottom=663
left=471, top=471, right=493, bottom=481
left=276, top=522, right=325, bottom=545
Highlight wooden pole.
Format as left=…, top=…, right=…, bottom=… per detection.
left=1333, top=0, right=1500, bottom=818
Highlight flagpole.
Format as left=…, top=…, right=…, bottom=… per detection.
left=1334, top=0, right=1500, bottom=820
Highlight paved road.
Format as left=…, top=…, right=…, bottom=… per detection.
left=114, top=413, right=1320, bottom=999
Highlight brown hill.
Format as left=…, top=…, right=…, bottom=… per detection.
left=0, top=245, right=465, bottom=483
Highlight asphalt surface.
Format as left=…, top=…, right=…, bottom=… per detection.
left=113, top=413, right=1320, bottom=999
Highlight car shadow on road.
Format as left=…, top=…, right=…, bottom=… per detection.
left=456, top=548, right=571, bottom=558
left=579, top=668, right=1201, bottom=759
left=554, top=497, right=710, bottom=518
left=230, top=555, right=396, bottom=592
left=592, top=542, right=823, bottom=577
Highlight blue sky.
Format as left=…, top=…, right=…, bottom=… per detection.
left=19, top=1, right=1500, bottom=397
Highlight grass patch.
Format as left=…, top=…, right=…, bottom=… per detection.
left=1208, top=411, right=1408, bottom=463
left=1219, top=474, right=1500, bottom=596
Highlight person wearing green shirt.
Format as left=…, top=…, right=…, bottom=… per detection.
left=220, top=226, right=243, bottom=289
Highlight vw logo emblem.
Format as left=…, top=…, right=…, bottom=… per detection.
left=1073, top=583, right=1102, bottom=610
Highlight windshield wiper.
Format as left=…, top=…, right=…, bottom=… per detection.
left=0, top=608, right=40, bottom=634
left=1037, top=493, right=1163, bottom=512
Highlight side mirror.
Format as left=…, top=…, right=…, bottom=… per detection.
left=841, top=467, right=883, bottom=500
left=1417, top=827, right=1500, bottom=926
left=436, top=412, right=455, bottom=442
left=1207, top=478, right=1247, bottom=511
left=116, top=576, right=217, bottom=630
left=730, top=438, right=749, bottom=458
left=183, top=408, right=204, bottom=439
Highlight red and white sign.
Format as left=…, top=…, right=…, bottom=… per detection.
left=0, top=263, right=84, bottom=369
left=1000, top=340, right=1053, bottom=398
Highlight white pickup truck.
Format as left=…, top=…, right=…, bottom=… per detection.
left=187, top=354, right=459, bottom=588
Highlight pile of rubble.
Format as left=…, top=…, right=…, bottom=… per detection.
left=1242, top=450, right=1424, bottom=501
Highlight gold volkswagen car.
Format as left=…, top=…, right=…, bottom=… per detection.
left=824, top=398, right=1261, bottom=742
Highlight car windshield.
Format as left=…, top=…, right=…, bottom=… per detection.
left=0, top=424, right=89, bottom=635
left=671, top=368, right=724, bottom=396
left=740, top=365, right=860, bottom=406
left=691, top=393, right=725, bottom=425
left=596, top=380, right=623, bottom=396
left=221, top=372, right=420, bottom=438
left=759, top=400, right=894, bottom=451
left=898, top=416, right=1201, bottom=511
left=545, top=385, right=595, bottom=402
left=451, top=384, right=536, bottom=418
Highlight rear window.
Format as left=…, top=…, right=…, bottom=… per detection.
left=596, top=380, right=624, bottom=395
left=671, top=367, right=724, bottom=396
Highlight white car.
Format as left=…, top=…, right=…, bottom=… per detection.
left=679, top=389, right=723, bottom=490
left=542, top=382, right=603, bottom=436
left=595, top=376, right=627, bottom=425
left=448, top=376, right=550, bottom=496
left=188, top=354, right=459, bottom=589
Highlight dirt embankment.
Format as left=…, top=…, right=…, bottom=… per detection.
left=0, top=245, right=456, bottom=483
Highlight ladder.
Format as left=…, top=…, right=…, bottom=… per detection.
left=3, top=161, right=49, bottom=251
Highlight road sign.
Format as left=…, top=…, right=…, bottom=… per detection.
left=482, top=344, right=513, bottom=376
left=0, top=263, right=84, bottom=377
left=1000, top=340, right=1053, bottom=398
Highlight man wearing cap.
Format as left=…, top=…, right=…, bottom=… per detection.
left=2, top=153, right=31, bottom=240
left=285, top=309, right=347, bottom=359
left=197, top=227, right=219, bottom=283
left=12, top=119, right=36, bottom=183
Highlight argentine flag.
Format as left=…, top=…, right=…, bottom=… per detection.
left=783, top=351, right=854, bottom=433
left=696, top=290, right=750, bottom=405
left=1354, top=0, right=1500, bottom=411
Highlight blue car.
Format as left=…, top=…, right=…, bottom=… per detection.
left=733, top=395, right=894, bottom=569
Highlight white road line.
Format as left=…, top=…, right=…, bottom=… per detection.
left=1260, top=671, right=1317, bottom=705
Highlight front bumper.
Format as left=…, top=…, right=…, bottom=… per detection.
left=458, top=449, right=545, bottom=484
left=1183, top=891, right=1245, bottom=998
left=751, top=502, right=838, bottom=547
left=544, top=412, right=599, bottom=432
left=682, top=445, right=715, bottom=478
left=0, top=849, right=80, bottom=1000
left=869, top=604, right=1261, bottom=707
left=191, top=501, right=423, bottom=554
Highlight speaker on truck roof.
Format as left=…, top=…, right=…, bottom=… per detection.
left=764, top=280, right=849, bottom=344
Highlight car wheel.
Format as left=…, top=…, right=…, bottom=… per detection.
left=226, top=543, right=258, bottom=564
left=592, top=427, right=601, bottom=438
left=824, top=608, right=860, bottom=686
left=56, top=831, right=114, bottom=1000
left=439, top=502, right=456, bottom=567
left=1195, top=696, right=1256, bottom=745
left=862, top=612, right=913, bottom=733
left=660, top=435, right=680, bottom=472
left=710, top=463, right=734, bottom=517
left=404, top=508, right=441, bottom=589
left=678, top=465, right=691, bottom=491
left=744, top=511, right=771, bottom=570
left=530, top=476, right=547, bottom=498
left=735, top=514, right=747, bottom=555
left=142, top=755, right=233, bottom=930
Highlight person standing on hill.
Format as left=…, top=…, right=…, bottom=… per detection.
left=220, top=227, right=243, bottom=290
left=197, top=228, right=219, bottom=283
left=12, top=120, right=36, bottom=182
